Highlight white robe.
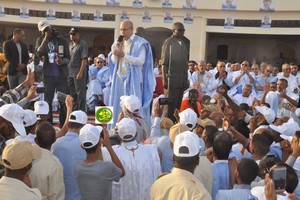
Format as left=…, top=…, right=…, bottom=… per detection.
left=103, top=141, right=162, bottom=200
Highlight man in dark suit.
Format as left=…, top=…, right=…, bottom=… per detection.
left=161, top=22, right=189, bottom=122
left=3, top=28, right=29, bottom=89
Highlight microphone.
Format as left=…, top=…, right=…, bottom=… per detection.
left=117, top=35, right=124, bottom=43
left=117, top=35, right=124, bottom=50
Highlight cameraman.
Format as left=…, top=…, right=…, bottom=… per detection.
left=35, top=20, right=70, bottom=127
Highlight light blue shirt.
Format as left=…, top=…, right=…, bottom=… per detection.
left=212, top=160, right=230, bottom=200
left=52, top=132, right=86, bottom=200
left=255, top=74, right=273, bottom=98
left=150, top=117, right=174, bottom=173
left=216, top=184, right=257, bottom=200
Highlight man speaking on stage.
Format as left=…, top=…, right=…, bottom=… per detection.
left=108, top=20, right=154, bottom=128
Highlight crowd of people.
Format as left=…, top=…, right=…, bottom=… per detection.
left=0, top=18, right=300, bottom=200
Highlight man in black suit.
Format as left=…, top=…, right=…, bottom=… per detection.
left=3, top=28, right=29, bottom=89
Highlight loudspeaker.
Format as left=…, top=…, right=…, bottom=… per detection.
left=217, top=45, right=228, bottom=60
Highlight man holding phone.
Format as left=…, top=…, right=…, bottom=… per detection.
left=35, top=20, right=70, bottom=126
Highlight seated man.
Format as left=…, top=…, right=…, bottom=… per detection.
left=191, top=60, right=213, bottom=96
left=233, top=84, right=257, bottom=107
left=86, top=56, right=109, bottom=110
left=263, top=78, right=298, bottom=118
left=180, top=89, right=201, bottom=117
left=229, top=61, right=255, bottom=96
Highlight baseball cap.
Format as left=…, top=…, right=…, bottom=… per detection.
left=98, top=54, right=106, bottom=60
left=255, top=106, right=275, bottom=124
left=179, top=108, right=197, bottom=130
left=269, top=118, right=299, bottom=141
left=120, top=95, right=141, bottom=113
left=23, top=109, right=40, bottom=127
left=116, top=118, right=137, bottom=141
left=34, top=101, right=49, bottom=115
left=1, top=140, right=41, bottom=170
left=251, top=186, right=266, bottom=200
left=169, top=123, right=189, bottom=143
left=68, top=110, right=88, bottom=125
left=38, top=20, right=50, bottom=32
left=202, top=104, right=218, bottom=113
left=79, top=124, right=103, bottom=149
left=69, top=27, right=80, bottom=35
left=200, top=118, right=216, bottom=128
left=173, top=131, right=200, bottom=157
left=0, top=104, right=26, bottom=136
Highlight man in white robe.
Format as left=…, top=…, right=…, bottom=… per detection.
left=103, top=118, right=162, bottom=200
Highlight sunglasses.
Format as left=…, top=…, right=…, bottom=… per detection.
left=176, top=29, right=185, bottom=32
left=97, top=61, right=103, bottom=64
left=120, top=27, right=131, bottom=31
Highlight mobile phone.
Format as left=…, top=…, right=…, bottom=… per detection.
left=272, top=166, right=286, bottom=192
left=158, top=97, right=174, bottom=105
left=222, top=117, right=230, bottom=131
left=209, top=98, right=217, bottom=104
left=36, top=87, right=45, bottom=94
left=57, top=91, right=67, bottom=102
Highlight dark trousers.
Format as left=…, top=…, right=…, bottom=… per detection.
left=68, top=73, right=87, bottom=112
left=164, top=87, right=185, bottom=122
left=44, top=76, right=68, bottom=126
left=7, top=71, right=26, bottom=89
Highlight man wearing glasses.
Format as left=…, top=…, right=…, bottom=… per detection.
left=229, top=61, right=255, bottom=96
left=161, top=22, right=189, bottom=122
left=109, top=20, right=154, bottom=128
left=86, top=56, right=109, bottom=111
left=277, top=63, right=299, bottom=93
left=68, top=27, right=88, bottom=112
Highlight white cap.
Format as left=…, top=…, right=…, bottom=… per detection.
left=269, top=118, right=298, bottom=141
left=116, top=118, right=137, bottom=141
left=79, top=124, right=103, bottom=149
left=251, top=186, right=266, bottom=200
left=98, top=54, right=106, bottom=60
left=0, top=104, right=26, bottom=136
left=34, top=101, right=49, bottom=115
left=38, top=20, right=50, bottom=32
left=68, top=110, right=88, bottom=125
left=255, top=106, right=275, bottom=124
left=179, top=108, right=197, bottom=130
left=173, top=131, right=200, bottom=157
left=23, top=110, right=40, bottom=127
left=120, top=95, right=141, bottom=113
